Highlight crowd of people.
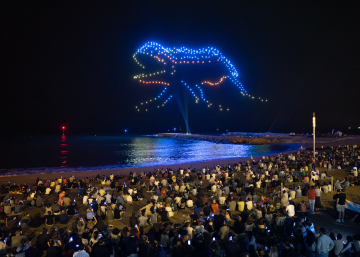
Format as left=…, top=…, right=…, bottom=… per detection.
left=0, top=145, right=360, bottom=257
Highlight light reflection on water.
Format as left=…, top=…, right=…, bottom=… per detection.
left=0, top=135, right=295, bottom=175
left=116, top=137, right=292, bottom=167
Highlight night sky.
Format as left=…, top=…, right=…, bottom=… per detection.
left=2, top=1, right=360, bottom=136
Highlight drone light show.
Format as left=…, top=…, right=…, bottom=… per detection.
left=133, top=42, right=267, bottom=132
left=133, top=42, right=267, bottom=109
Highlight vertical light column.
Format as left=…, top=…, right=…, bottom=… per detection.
left=312, top=112, right=316, bottom=163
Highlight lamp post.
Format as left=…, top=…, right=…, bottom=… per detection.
left=312, top=113, right=316, bottom=162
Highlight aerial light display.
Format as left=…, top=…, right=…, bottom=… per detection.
left=133, top=42, right=267, bottom=112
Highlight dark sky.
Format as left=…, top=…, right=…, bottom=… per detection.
left=2, top=1, right=360, bottom=135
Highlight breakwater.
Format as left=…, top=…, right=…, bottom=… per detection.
left=157, top=133, right=290, bottom=145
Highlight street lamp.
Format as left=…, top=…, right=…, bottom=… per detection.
left=62, top=126, right=65, bottom=135
left=312, top=113, right=316, bottom=162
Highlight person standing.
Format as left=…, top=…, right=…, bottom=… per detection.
left=307, top=186, right=316, bottom=214
left=315, top=185, right=322, bottom=212
left=336, top=189, right=346, bottom=222
left=316, top=227, right=335, bottom=257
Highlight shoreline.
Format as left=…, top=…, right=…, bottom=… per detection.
left=2, top=135, right=360, bottom=185
left=0, top=143, right=301, bottom=184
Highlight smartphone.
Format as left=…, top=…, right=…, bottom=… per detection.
left=4, top=238, right=7, bottom=242
left=81, top=218, right=83, bottom=221
left=230, top=236, right=233, bottom=241
left=265, top=245, right=268, bottom=250
left=178, top=234, right=181, bottom=238
left=76, top=244, right=79, bottom=247
left=74, top=199, right=76, bottom=202
left=135, top=224, right=137, bottom=227
left=18, top=221, right=21, bottom=226
left=55, top=227, right=58, bottom=231
left=268, top=230, right=270, bottom=233
left=213, top=237, right=215, bottom=241
left=188, top=240, right=190, bottom=245
left=99, top=234, right=103, bottom=238
left=69, top=237, right=73, bottom=242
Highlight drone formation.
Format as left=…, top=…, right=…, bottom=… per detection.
left=133, top=42, right=267, bottom=112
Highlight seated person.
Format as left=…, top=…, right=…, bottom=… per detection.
left=20, top=213, right=32, bottom=225
left=44, top=211, right=56, bottom=226
left=67, top=202, right=77, bottom=215
left=59, top=210, right=69, bottom=224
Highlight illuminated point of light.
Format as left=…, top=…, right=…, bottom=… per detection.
left=220, top=109, right=223, bottom=111
left=124, top=129, right=127, bottom=133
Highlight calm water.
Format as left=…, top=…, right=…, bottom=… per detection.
left=0, top=135, right=295, bottom=175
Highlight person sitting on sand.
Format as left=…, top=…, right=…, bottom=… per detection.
left=44, top=211, right=55, bottom=226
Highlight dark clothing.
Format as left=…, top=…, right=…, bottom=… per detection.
left=91, top=244, right=111, bottom=257
left=159, top=210, right=169, bottom=222
left=114, top=209, right=121, bottom=219
left=203, top=206, right=211, bottom=216
left=67, top=205, right=76, bottom=215
left=30, top=214, right=42, bottom=228
left=124, top=236, right=139, bottom=256
left=138, top=241, right=151, bottom=257
left=46, top=246, right=61, bottom=257
left=59, top=213, right=69, bottom=224
left=338, top=193, right=346, bottom=205
left=225, top=241, right=241, bottom=257
left=281, top=247, right=297, bottom=257
left=129, top=216, right=138, bottom=228
left=96, top=219, right=105, bottom=232
left=44, top=215, right=56, bottom=225
left=36, top=233, right=50, bottom=250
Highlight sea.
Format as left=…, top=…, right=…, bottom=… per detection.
left=0, top=135, right=296, bottom=176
